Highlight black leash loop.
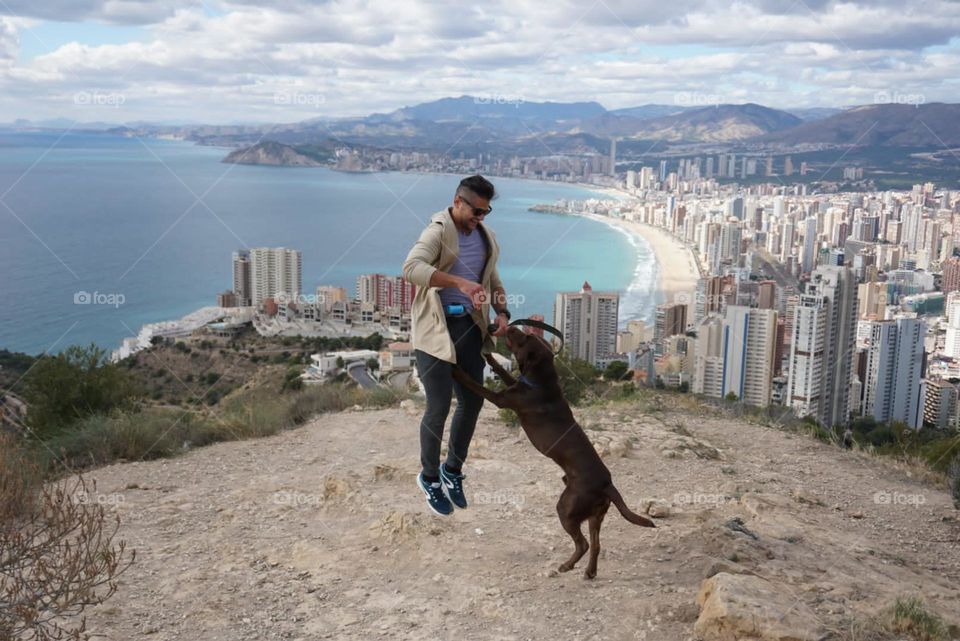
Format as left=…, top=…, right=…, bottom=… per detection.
left=487, top=318, right=564, bottom=355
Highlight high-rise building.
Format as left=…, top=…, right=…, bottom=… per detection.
left=356, top=274, right=416, bottom=312
left=787, top=266, right=859, bottom=427
left=719, top=221, right=742, bottom=267
left=944, top=292, right=960, bottom=360
left=780, top=221, right=795, bottom=264
left=250, top=247, right=302, bottom=307
left=801, top=216, right=817, bottom=274
left=217, top=290, right=238, bottom=308
left=943, top=257, right=960, bottom=295
left=654, top=302, right=688, bottom=355
left=722, top=306, right=778, bottom=406
left=616, top=319, right=647, bottom=353
left=861, top=317, right=926, bottom=428
left=554, top=282, right=619, bottom=367
left=726, top=196, right=744, bottom=220
left=609, top=139, right=617, bottom=176
left=232, top=249, right=252, bottom=307
left=857, top=282, right=888, bottom=319
left=692, top=315, right=724, bottom=398
left=757, top=280, right=777, bottom=310
left=922, top=378, right=957, bottom=429
left=639, top=166, right=654, bottom=190
left=316, top=285, right=348, bottom=312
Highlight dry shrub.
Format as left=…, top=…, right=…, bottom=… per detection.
left=1, top=434, right=134, bottom=640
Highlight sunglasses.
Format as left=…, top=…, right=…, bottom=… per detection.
left=458, top=194, right=492, bottom=217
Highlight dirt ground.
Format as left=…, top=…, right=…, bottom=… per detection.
left=78, top=398, right=960, bottom=640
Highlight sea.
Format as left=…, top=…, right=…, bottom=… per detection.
left=0, top=131, right=660, bottom=356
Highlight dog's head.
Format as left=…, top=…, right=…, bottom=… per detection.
left=505, top=325, right=555, bottom=383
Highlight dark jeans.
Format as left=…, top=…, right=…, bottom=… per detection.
left=415, top=314, right=485, bottom=478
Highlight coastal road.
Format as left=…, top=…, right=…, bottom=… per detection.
left=346, top=361, right=378, bottom=389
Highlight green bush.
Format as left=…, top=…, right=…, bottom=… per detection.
left=553, top=352, right=598, bottom=406
left=33, top=381, right=409, bottom=472
left=603, top=360, right=629, bottom=381
left=615, top=382, right=637, bottom=400
left=281, top=367, right=304, bottom=392
left=23, top=343, right=139, bottom=439
left=37, top=408, right=224, bottom=470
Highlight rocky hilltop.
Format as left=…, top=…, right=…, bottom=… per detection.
left=77, top=398, right=959, bottom=640
left=223, top=141, right=325, bottom=167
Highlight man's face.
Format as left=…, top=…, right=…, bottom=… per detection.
left=454, top=192, right=491, bottom=232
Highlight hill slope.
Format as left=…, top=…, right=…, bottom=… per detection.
left=78, top=399, right=959, bottom=640
left=761, top=103, right=960, bottom=146
left=615, top=103, right=803, bottom=142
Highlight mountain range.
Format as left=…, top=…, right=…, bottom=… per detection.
left=7, top=97, right=959, bottom=150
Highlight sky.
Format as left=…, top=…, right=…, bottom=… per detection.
left=0, top=0, right=957, bottom=124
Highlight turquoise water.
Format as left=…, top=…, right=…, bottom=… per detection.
left=0, top=132, right=657, bottom=355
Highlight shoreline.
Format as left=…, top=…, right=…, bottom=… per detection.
left=578, top=211, right=700, bottom=314
left=1, top=132, right=686, bottom=354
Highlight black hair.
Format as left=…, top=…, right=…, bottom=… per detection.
left=457, top=175, right=497, bottom=202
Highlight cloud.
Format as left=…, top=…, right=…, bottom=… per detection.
left=0, top=0, right=959, bottom=122
left=0, top=1, right=191, bottom=24
left=0, top=18, right=18, bottom=61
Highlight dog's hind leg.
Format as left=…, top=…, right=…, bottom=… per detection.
left=556, top=489, right=588, bottom=573
left=583, top=501, right=609, bottom=580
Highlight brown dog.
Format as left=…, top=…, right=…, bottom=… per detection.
left=452, top=325, right=655, bottom=579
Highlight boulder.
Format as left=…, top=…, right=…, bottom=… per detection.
left=694, top=572, right=822, bottom=641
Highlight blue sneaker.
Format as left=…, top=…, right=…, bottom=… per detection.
left=440, top=463, right=468, bottom=509
left=417, top=473, right=453, bottom=516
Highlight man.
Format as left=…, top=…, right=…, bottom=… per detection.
left=402, top=175, right=511, bottom=516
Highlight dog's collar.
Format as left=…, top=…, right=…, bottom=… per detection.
left=518, top=374, right=539, bottom=388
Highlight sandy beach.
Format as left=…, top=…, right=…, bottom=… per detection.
left=581, top=211, right=701, bottom=311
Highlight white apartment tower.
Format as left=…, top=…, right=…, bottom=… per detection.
left=722, top=306, right=778, bottom=406
left=554, top=281, right=619, bottom=367
left=692, top=315, right=725, bottom=398
left=801, top=215, right=817, bottom=274
left=862, top=317, right=926, bottom=428
left=787, top=266, right=859, bottom=427
left=943, top=291, right=960, bottom=359
left=250, top=247, right=302, bottom=307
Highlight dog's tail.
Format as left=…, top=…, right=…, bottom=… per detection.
left=605, top=485, right=656, bottom=528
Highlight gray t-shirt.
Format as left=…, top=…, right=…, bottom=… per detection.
left=438, top=225, right=488, bottom=312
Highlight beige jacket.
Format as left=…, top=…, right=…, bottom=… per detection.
left=402, top=208, right=503, bottom=363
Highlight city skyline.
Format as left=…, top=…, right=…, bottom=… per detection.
left=0, top=0, right=958, bottom=122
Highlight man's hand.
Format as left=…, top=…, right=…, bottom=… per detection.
left=491, top=312, right=509, bottom=336
left=457, top=279, right=488, bottom=309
